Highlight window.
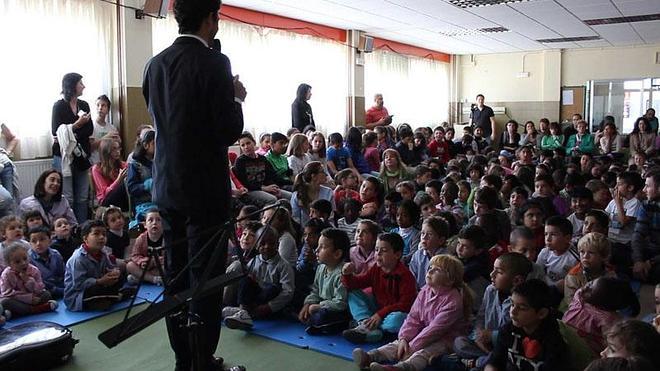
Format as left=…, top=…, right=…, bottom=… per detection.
left=0, top=0, right=117, bottom=159
left=152, top=16, right=349, bottom=137
left=364, top=49, right=450, bottom=129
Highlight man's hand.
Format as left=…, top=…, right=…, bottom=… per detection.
left=396, top=339, right=410, bottom=360
left=234, top=75, right=247, bottom=101
left=363, top=313, right=382, bottom=330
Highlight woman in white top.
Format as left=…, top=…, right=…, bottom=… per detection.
left=599, top=122, right=623, bottom=155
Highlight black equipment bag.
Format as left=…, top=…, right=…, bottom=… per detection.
left=0, top=321, right=78, bottom=370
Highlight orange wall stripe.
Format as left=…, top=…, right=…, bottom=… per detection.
left=168, top=2, right=450, bottom=60
left=373, top=37, right=451, bottom=63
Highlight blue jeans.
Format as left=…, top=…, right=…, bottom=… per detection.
left=62, top=167, right=89, bottom=222
left=347, top=290, right=407, bottom=334
left=0, top=184, right=13, bottom=218
left=52, top=155, right=62, bottom=172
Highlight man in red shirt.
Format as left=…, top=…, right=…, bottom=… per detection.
left=365, top=93, right=392, bottom=129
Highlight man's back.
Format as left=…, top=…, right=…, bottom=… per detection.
left=143, top=37, right=243, bottom=219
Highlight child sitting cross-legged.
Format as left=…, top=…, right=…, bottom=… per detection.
left=223, top=225, right=295, bottom=330
left=103, top=206, right=130, bottom=261
left=299, top=228, right=351, bottom=335
left=292, top=218, right=331, bottom=309
left=392, top=200, right=421, bottom=263
left=64, top=220, right=134, bottom=311
left=453, top=253, right=532, bottom=370
left=0, top=241, right=58, bottom=319
left=26, top=226, right=65, bottom=299
left=484, top=279, right=570, bottom=371
left=352, top=255, right=472, bottom=371
left=126, top=209, right=164, bottom=286
left=455, top=224, right=492, bottom=312
left=562, top=277, right=640, bottom=355
left=342, top=233, right=417, bottom=344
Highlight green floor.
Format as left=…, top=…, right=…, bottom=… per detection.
left=54, top=306, right=353, bottom=371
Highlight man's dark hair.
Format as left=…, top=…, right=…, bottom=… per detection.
left=476, top=94, right=484, bottom=100
left=174, top=0, right=221, bottom=34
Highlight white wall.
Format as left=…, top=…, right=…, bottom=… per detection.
left=562, top=43, right=660, bottom=86
left=122, top=8, right=153, bottom=87
left=457, top=50, right=561, bottom=103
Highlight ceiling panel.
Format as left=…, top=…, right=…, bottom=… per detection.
left=487, top=31, right=548, bottom=51
left=468, top=4, right=561, bottom=39
left=612, top=0, right=660, bottom=17
left=542, top=41, right=580, bottom=49
left=632, top=20, right=660, bottom=43
left=510, top=0, right=598, bottom=37
left=556, top=0, right=622, bottom=20
left=575, top=39, right=613, bottom=48
left=592, top=23, right=645, bottom=45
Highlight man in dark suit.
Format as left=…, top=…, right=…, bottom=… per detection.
left=142, top=1, right=246, bottom=370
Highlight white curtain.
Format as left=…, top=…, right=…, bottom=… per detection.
left=0, top=0, right=117, bottom=159
left=364, top=49, right=449, bottom=129
left=152, top=16, right=349, bottom=137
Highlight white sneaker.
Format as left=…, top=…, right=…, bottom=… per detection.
left=221, top=306, right=241, bottom=319
left=224, top=309, right=253, bottom=330
left=48, top=300, right=59, bottom=311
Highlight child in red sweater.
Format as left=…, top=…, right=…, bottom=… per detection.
left=341, top=232, right=417, bottom=343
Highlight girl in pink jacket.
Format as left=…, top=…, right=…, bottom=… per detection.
left=352, top=254, right=472, bottom=371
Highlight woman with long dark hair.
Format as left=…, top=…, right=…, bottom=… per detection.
left=629, top=117, right=655, bottom=156
left=19, top=169, right=77, bottom=227
left=291, top=83, right=315, bottom=132
left=290, top=161, right=334, bottom=225
left=51, top=73, right=93, bottom=222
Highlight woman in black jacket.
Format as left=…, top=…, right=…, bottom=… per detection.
left=291, top=83, right=315, bottom=132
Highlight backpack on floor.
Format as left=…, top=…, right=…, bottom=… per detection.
left=0, top=321, right=78, bottom=371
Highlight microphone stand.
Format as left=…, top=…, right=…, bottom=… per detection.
left=100, top=201, right=287, bottom=371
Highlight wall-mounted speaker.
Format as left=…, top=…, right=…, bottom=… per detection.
left=358, top=35, right=374, bottom=53
left=143, top=0, right=169, bottom=18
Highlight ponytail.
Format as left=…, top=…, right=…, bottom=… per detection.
left=293, top=161, right=323, bottom=210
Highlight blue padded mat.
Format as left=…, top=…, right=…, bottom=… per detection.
left=5, top=284, right=164, bottom=328
left=240, top=318, right=386, bottom=361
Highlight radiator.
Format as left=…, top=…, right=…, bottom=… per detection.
left=14, top=158, right=52, bottom=201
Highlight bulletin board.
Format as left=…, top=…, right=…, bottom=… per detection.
left=561, top=86, right=586, bottom=122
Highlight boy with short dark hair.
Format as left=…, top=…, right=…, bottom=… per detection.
left=27, top=226, right=65, bottom=299
left=63, top=220, right=133, bottom=311
left=337, top=199, right=363, bottom=247
left=265, top=132, right=293, bottom=185
left=537, top=216, right=578, bottom=291
left=299, top=228, right=351, bottom=334
left=223, top=225, right=295, bottom=329
left=380, top=191, right=402, bottom=233
left=341, top=232, right=417, bottom=343
left=606, top=171, right=643, bottom=273
left=485, top=279, right=569, bottom=371
left=310, top=199, right=333, bottom=224
left=454, top=253, right=532, bottom=369
left=414, top=165, right=432, bottom=193
left=567, top=187, right=593, bottom=243
left=582, top=209, right=609, bottom=236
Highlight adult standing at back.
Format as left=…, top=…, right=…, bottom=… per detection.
left=292, top=83, right=314, bottom=132
left=365, top=93, right=392, bottom=130
left=142, top=0, right=246, bottom=369
left=51, top=73, right=93, bottom=223
left=469, top=94, right=496, bottom=143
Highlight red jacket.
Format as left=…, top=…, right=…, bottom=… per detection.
left=342, top=261, right=417, bottom=318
